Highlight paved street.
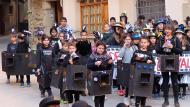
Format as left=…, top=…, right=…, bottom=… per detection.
left=0, top=36, right=190, bottom=107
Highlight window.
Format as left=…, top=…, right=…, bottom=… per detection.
left=80, top=0, right=108, bottom=32
left=137, top=0, right=165, bottom=20
left=9, top=6, right=13, bottom=15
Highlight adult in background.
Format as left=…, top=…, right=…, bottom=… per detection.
left=106, top=22, right=124, bottom=46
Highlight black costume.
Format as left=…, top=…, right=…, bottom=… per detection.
left=6, top=43, right=19, bottom=81
left=36, top=45, right=56, bottom=97
left=156, top=35, right=182, bottom=107
left=87, top=52, right=112, bottom=107
left=16, top=40, right=30, bottom=85
left=131, top=49, right=154, bottom=107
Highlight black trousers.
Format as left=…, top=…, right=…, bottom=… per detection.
left=153, top=76, right=161, bottom=94
left=94, top=95, right=105, bottom=107
left=38, top=72, right=52, bottom=94
left=7, top=74, right=19, bottom=80
left=65, top=90, right=80, bottom=103
left=60, top=88, right=66, bottom=100
left=135, top=96, right=146, bottom=106
left=162, top=72, right=179, bottom=101
left=20, top=75, right=30, bottom=83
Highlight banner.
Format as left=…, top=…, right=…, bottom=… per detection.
left=107, top=46, right=190, bottom=74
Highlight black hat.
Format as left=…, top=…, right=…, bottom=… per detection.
left=39, top=97, right=60, bottom=107
left=148, top=32, right=157, bottom=38
left=113, top=22, right=124, bottom=29
left=175, top=29, right=185, bottom=35
left=72, top=101, right=92, bottom=107
left=81, top=25, right=87, bottom=33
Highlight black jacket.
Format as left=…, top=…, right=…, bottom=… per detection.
left=36, top=45, right=56, bottom=72
left=50, top=37, right=60, bottom=55
left=16, top=41, right=29, bottom=53
left=131, top=49, right=155, bottom=64
left=87, top=52, right=112, bottom=71
left=156, top=36, right=182, bottom=55
left=7, top=43, right=17, bottom=53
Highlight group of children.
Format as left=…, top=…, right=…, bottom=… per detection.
left=5, top=15, right=190, bottom=107
left=6, top=33, right=31, bottom=87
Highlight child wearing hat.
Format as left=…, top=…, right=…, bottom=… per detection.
left=6, top=33, right=19, bottom=84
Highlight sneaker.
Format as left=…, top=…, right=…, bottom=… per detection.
left=47, top=90, right=53, bottom=98
left=60, top=99, right=68, bottom=104
left=174, top=101, right=180, bottom=107
left=130, top=97, right=135, bottom=106
left=26, top=83, right=31, bottom=87
left=124, top=97, right=130, bottom=106
left=20, top=83, right=25, bottom=88
left=6, top=79, right=10, bottom=84
left=41, top=93, right=45, bottom=98
left=162, top=101, right=169, bottom=107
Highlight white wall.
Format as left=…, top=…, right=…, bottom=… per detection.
left=108, top=0, right=137, bottom=24
left=119, top=0, right=137, bottom=24
left=165, top=0, right=187, bottom=24
left=63, top=0, right=81, bottom=32
left=108, top=0, right=120, bottom=22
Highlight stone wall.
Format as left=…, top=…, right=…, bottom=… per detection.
left=28, top=0, right=56, bottom=36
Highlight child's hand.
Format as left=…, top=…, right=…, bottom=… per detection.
left=36, top=69, right=41, bottom=75
left=108, top=59, right=113, bottom=64
left=147, top=60, right=153, bottom=64
left=167, top=44, right=173, bottom=49
left=95, top=61, right=102, bottom=66
left=55, top=70, right=59, bottom=75
left=69, top=59, right=73, bottom=64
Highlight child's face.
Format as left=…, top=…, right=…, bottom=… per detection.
left=51, top=29, right=57, bottom=37
left=59, top=33, right=64, bottom=41
left=10, top=36, right=17, bottom=43
left=165, top=29, right=172, bottom=36
left=187, top=31, right=190, bottom=37
left=96, top=45, right=105, bottom=55
left=140, top=39, right=149, bottom=49
left=133, top=39, right=140, bottom=45
left=176, top=33, right=183, bottom=42
left=124, top=36, right=132, bottom=45
left=187, top=21, right=190, bottom=27
left=60, top=19, right=67, bottom=27
left=68, top=46, right=76, bottom=53
left=110, top=20, right=116, bottom=26
left=158, top=23, right=164, bottom=30
left=149, top=37, right=156, bottom=44
left=42, top=38, right=50, bottom=46
left=104, top=24, right=110, bottom=32
left=115, top=27, right=122, bottom=34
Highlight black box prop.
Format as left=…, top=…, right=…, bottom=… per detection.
left=61, top=65, right=87, bottom=92
left=160, top=55, right=179, bottom=72
left=117, top=60, right=131, bottom=87
left=87, top=70, right=113, bottom=96
left=1, top=51, right=35, bottom=75
left=129, top=63, right=154, bottom=97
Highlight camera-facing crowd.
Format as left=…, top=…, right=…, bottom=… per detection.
left=4, top=13, right=190, bottom=107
